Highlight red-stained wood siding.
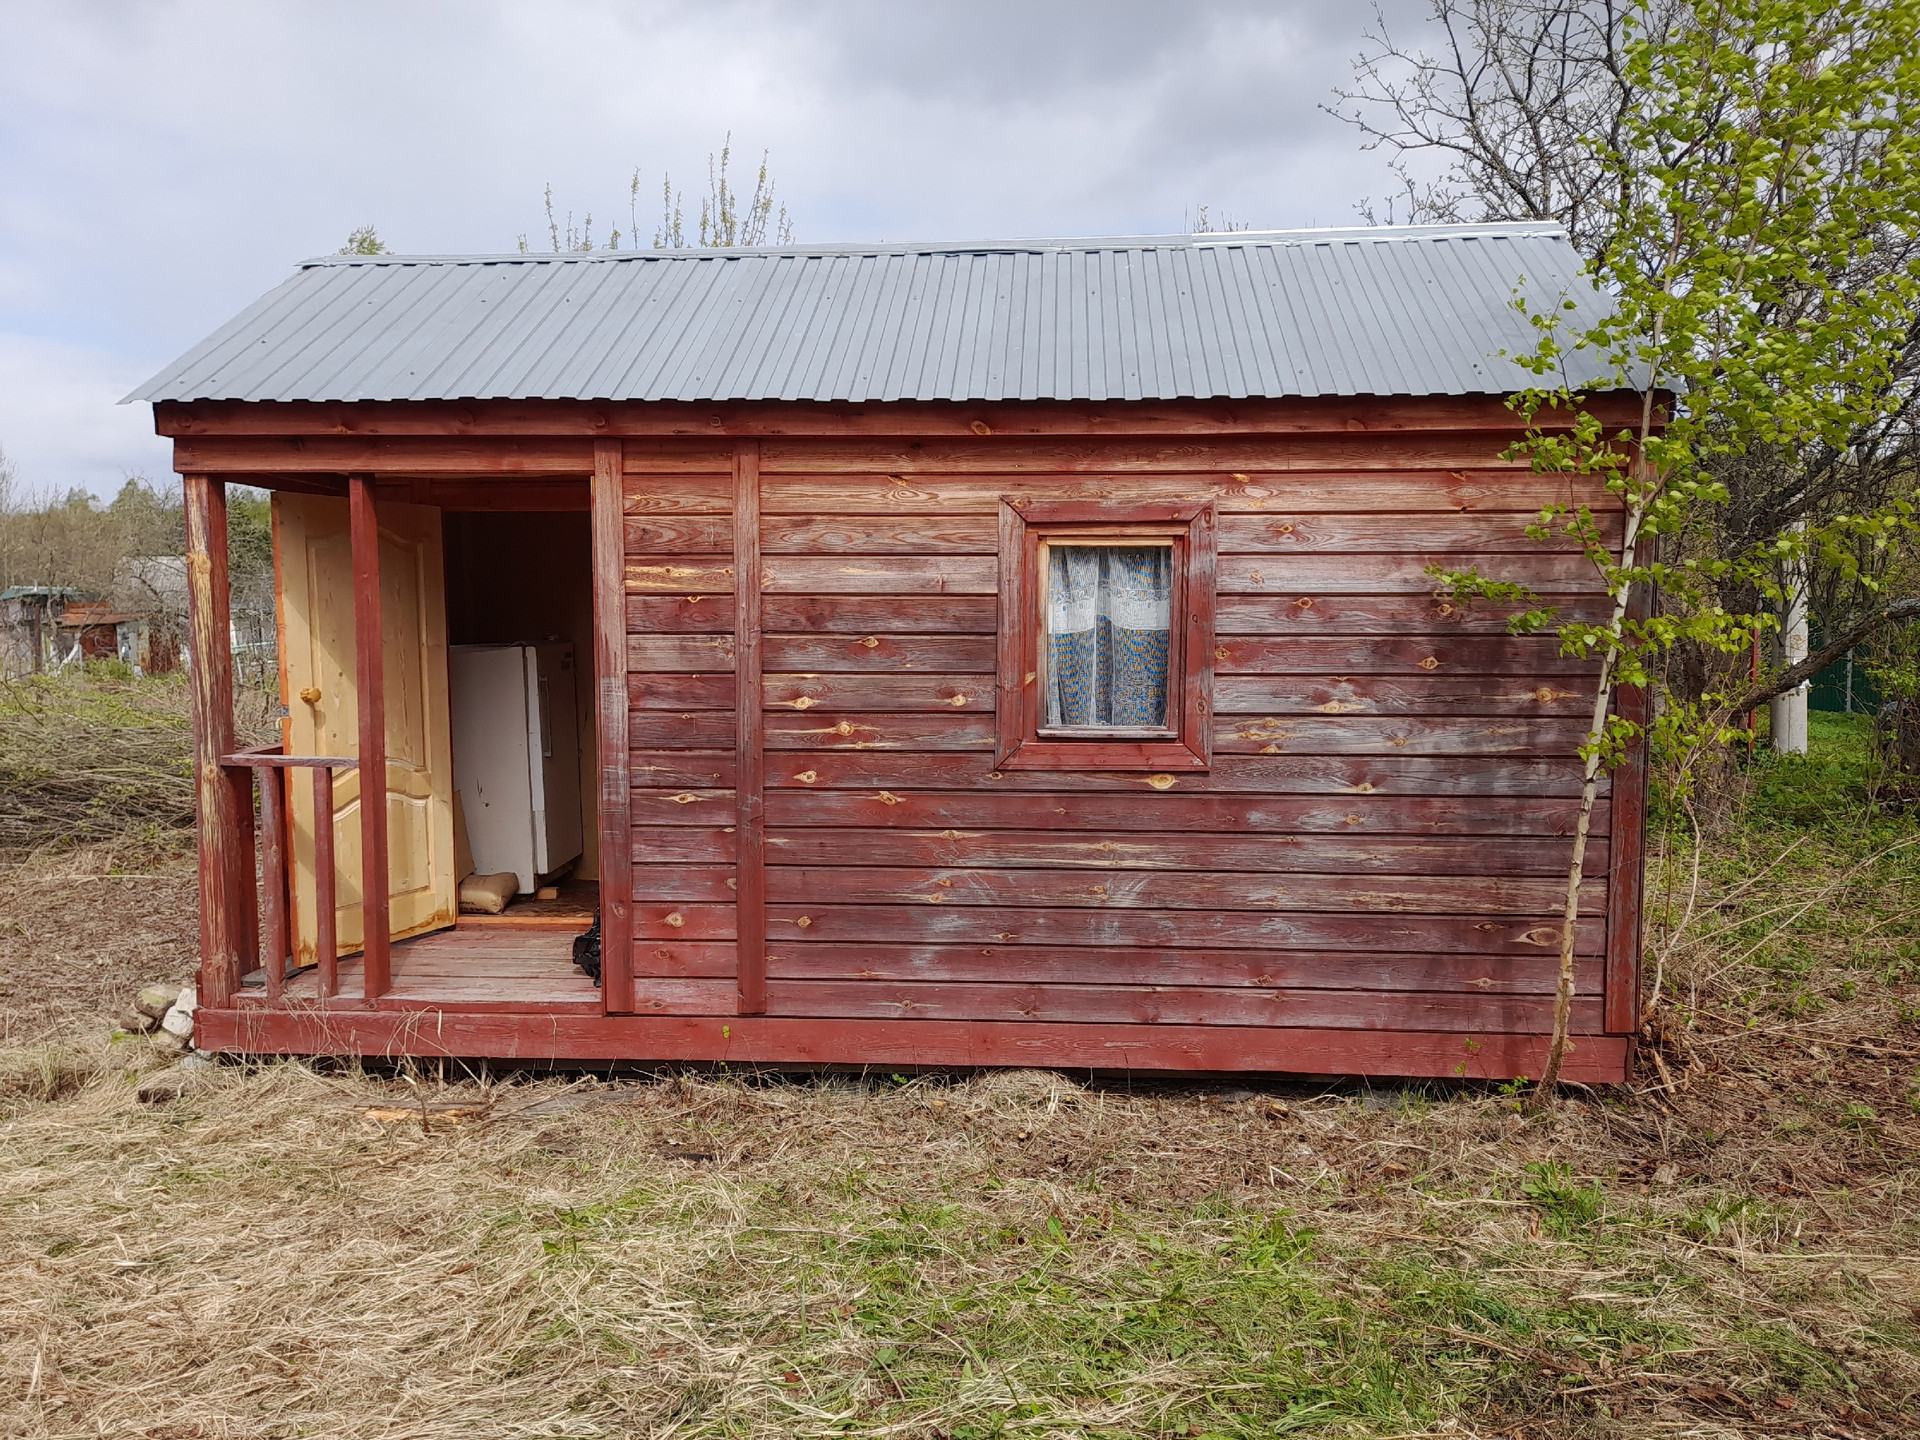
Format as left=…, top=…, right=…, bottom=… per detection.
left=620, top=418, right=1633, bottom=1058
left=623, top=443, right=739, bottom=1013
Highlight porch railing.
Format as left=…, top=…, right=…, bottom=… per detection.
left=222, top=746, right=359, bottom=1003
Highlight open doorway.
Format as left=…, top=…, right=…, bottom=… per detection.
left=442, top=510, right=599, bottom=931
left=269, top=491, right=603, bottom=1010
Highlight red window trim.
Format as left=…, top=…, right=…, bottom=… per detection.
left=995, top=498, right=1216, bottom=772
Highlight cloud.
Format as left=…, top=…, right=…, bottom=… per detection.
left=0, top=0, right=1430, bottom=496
left=0, top=334, right=173, bottom=499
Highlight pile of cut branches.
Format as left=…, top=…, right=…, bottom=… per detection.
left=0, top=673, right=198, bottom=862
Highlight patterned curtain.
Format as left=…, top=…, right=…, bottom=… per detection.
left=1044, top=545, right=1173, bottom=727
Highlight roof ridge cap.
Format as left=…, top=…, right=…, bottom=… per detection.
left=301, top=222, right=1571, bottom=268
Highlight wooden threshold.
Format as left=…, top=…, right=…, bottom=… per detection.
left=456, top=878, right=598, bottom=932
left=456, top=915, right=596, bottom=932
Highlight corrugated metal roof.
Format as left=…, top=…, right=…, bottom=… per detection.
left=127, top=224, right=1619, bottom=405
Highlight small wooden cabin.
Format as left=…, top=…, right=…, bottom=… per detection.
left=132, top=224, right=1647, bottom=1081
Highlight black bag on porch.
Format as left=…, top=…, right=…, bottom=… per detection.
left=573, top=912, right=602, bottom=987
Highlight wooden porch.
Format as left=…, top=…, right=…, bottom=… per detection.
left=180, top=450, right=628, bottom=1026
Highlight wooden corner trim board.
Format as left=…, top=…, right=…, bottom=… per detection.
left=996, top=497, right=1216, bottom=773
left=153, top=392, right=1666, bottom=440
left=734, top=439, right=768, bottom=1015
left=193, top=1009, right=1631, bottom=1082
left=592, top=440, right=635, bottom=1012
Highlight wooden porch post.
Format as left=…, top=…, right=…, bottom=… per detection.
left=183, top=475, right=245, bottom=1009
left=590, top=440, right=634, bottom=1011
left=349, top=474, right=391, bottom=998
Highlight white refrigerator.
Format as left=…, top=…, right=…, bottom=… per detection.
left=449, top=643, right=584, bottom=894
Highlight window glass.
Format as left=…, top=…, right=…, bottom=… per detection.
left=1042, top=543, right=1174, bottom=728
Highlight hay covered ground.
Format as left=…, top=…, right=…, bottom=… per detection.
left=0, top=675, right=1916, bottom=1439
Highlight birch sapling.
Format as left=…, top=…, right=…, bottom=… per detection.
left=1438, top=0, right=1920, bottom=1103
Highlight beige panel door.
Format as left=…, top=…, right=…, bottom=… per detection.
left=276, top=493, right=457, bottom=962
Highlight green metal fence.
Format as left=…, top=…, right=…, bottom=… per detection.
left=1808, top=651, right=1878, bottom=713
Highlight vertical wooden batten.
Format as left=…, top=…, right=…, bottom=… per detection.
left=733, top=439, right=767, bottom=1014
left=313, top=766, right=339, bottom=998
left=348, top=474, right=391, bottom=999
left=591, top=439, right=634, bottom=1012
left=183, top=474, right=246, bottom=1009
left=1604, top=650, right=1651, bottom=1038
left=258, top=765, right=288, bottom=1004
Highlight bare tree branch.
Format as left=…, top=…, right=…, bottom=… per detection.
left=1724, top=599, right=1920, bottom=717
left=1331, top=0, right=1920, bottom=709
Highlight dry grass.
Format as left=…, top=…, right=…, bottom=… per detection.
left=0, top=671, right=268, bottom=1044
left=0, top=1047, right=1915, bottom=1438
left=0, top=690, right=1916, bottom=1438
left=0, top=847, right=198, bottom=1046
left=0, top=671, right=196, bottom=861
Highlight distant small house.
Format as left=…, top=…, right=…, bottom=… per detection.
left=0, top=585, right=76, bottom=674
left=1, top=584, right=163, bottom=675
left=56, top=599, right=150, bottom=671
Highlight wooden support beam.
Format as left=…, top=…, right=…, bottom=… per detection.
left=734, top=439, right=767, bottom=1015
left=183, top=475, right=247, bottom=1009
left=192, top=1010, right=1634, bottom=1084
left=370, top=478, right=590, bottom=511
left=349, top=474, right=391, bottom=999
left=154, top=392, right=1667, bottom=440
left=591, top=440, right=635, bottom=1012
left=172, top=435, right=596, bottom=476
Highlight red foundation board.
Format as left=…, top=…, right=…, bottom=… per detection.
left=196, top=1009, right=1629, bottom=1083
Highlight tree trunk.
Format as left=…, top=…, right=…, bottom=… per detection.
left=1535, top=490, right=1642, bottom=1103
left=1535, top=649, right=1615, bottom=1099
left=1769, top=523, right=1809, bottom=756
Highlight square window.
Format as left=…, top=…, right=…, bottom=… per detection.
left=997, top=500, right=1215, bottom=771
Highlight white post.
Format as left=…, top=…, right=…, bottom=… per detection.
left=1770, top=523, right=1809, bottom=756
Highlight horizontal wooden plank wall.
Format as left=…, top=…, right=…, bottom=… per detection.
left=622, top=418, right=1626, bottom=1049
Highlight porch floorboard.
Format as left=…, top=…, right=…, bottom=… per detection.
left=251, top=928, right=601, bottom=1013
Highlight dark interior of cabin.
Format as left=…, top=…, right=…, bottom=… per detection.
left=440, top=509, right=599, bottom=926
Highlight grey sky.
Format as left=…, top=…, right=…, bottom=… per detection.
left=0, top=0, right=1436, bottom=497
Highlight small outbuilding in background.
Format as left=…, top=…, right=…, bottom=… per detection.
left=1, top=585, right=155, bottom=675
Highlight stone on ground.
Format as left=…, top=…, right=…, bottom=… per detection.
left=134, top=984, right=183, bottom=1020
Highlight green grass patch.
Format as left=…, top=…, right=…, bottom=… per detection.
left=492, top=1172, right=1847, bottom=1436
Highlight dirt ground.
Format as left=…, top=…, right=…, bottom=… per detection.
left=0, top=850, right=199, bottom=1045
left=0, top=704, right=1917, bottom=1438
